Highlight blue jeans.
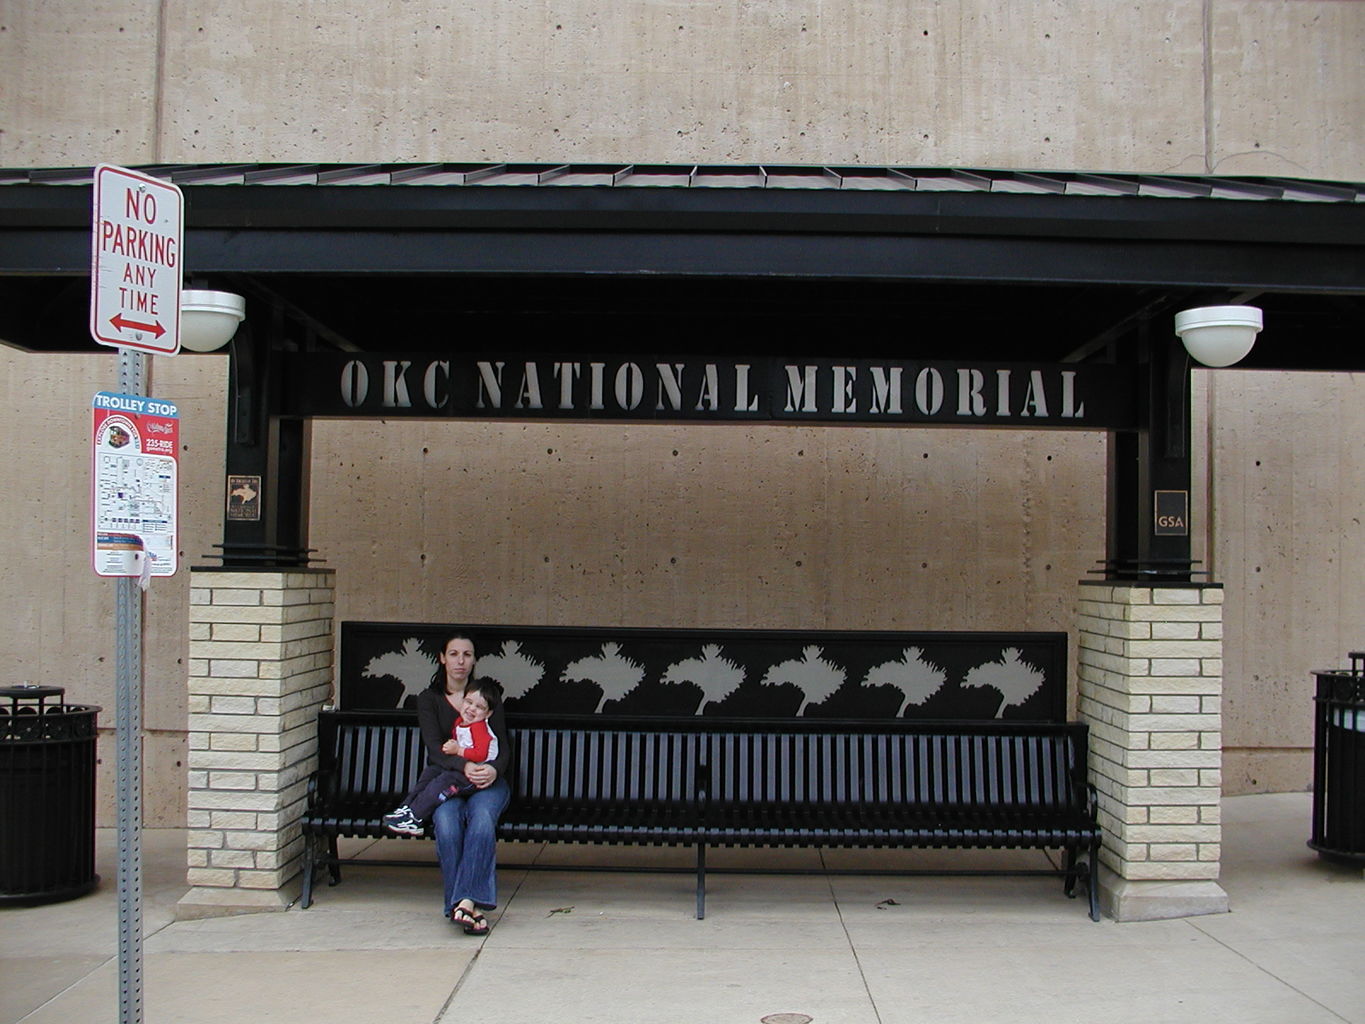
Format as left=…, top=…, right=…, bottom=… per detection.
left=432, top=777, right=510, bottom=915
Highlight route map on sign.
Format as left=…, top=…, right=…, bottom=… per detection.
left=92, top=392, right=179, bottom=578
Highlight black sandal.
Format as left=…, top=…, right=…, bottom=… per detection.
left=451, top=905, right=489, bottom=935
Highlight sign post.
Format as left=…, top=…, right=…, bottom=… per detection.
left=90, top=165, right=184, bottom=1024
left=113, top=355, right=146, bottom=1024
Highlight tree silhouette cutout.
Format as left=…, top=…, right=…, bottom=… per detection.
left=476, top=640, right=547, bottom=702
left=661, top=644, right=746, bottom=713
left=363, top=637, right=435, bottom=706
left=761, top=645, right=846, bottom=715
left=862, top=646, right=949, bottom=714
left=562, top=641, right=647, bottom=711
left=962, top=647, right=1045, bottom=718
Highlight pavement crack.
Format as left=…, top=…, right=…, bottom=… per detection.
left=1187, top=918, right=1353, bottom=1023
left=824, top=850, right=886, bottom=1024
left=432, top=850, right=539, bottom=1023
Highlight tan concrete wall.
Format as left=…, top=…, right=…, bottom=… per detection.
left=308, top=419, right=1104, bottom=632
left=1199, top=371, right=1365, bottom=793
left=1, top=0, right=1361, bottom=821
left=4, top=1, right=1361, bottom=176
left=0, top=346, right=228, bottom=825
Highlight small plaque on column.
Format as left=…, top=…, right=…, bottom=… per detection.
left=227, top=475, right=262, bottom=521
left=1154, top=489, right=1189, bottom=536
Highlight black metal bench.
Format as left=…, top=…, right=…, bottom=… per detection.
left=300, top=710, right=1100, bottom=919
left=299, top=711, right=706, bottom=912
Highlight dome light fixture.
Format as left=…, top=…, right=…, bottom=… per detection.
left=1174, top=305, right=1263, bottom=367
left=179, top=289, right=246, bottom=352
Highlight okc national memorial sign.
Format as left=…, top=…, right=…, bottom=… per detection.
left=286, top=353, right=1138, bottom=429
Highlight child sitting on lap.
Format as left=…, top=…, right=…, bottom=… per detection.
left=384, top=677, right=502, bottom=835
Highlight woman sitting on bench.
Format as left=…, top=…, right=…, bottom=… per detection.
left=412, top=631, right=511, bottom=936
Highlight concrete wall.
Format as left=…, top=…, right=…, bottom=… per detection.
left=4, top=1, right=1361, bottom=177
left=1199, top=371, right=1365, bottom=793
left=309, top=420, right=1103, bottom=633
left=1, top=0, right=1361, bottom=823
left=0, top=346, right=228, bottom=824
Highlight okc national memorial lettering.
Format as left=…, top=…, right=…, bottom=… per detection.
left=295, top=354, right=1135, bottom=429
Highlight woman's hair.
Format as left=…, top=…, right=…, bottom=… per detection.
left=463, top=676, right=504, bottom=712
left=427, top=630, right=478, bottom=693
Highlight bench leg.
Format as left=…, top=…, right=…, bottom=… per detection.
left=300, top=835, right=317, bottom=909
left=696, top=843, right=706, bottom=920
left=328, top=836, right=342, bottom=886
left=1087, top=840, right=1100, bottom=922
left=301, top=834, right=342, bottom=909
left=1063, top=847, right=1080, bottom=898
left=1063, top=845, right=1100, bottom=921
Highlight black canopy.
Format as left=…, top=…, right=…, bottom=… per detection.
left=6, top=163, right=1362, bottom=576
left=2, top=163, right=1362, bottom=369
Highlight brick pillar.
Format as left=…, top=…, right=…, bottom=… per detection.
left=1077, top=582, right=1229, bottom=921
left=177, top=568, right=335, bottom=918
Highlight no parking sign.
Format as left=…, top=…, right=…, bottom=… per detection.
left=89, top=164, right=183, bottom=354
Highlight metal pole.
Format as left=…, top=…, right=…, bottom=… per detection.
left=115, top=347, right=145, bottom=1024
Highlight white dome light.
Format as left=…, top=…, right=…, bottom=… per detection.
left=1174, top=305, right=1263, bottom=367
left=179, top=289, right=245, bottom=352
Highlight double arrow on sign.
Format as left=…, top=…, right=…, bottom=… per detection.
left=109, top=313, right=166, bottom=338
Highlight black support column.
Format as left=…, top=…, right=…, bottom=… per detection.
left=1104, top=322, right=1197, bottom=581
left=219, top=302, right=313, bottom=568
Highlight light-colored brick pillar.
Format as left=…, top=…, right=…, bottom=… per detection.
left=1077, top=582, right=1229, bottom=922
left=176, top=568, right=335, bottom=918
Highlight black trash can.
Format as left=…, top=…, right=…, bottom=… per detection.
left=1, top=684, right=102, bottom=904
left=1309, top=652, right=1365, bottom=862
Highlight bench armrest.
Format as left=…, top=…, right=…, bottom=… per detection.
left=306, top=767, right=337, bottom=810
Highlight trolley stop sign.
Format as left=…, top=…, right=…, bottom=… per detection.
left=92, top=392, right=179, bottom=578
left=90, top=164, right=183, bottom=355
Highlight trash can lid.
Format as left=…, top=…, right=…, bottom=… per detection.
left=0, top=683, right=65, bottom=701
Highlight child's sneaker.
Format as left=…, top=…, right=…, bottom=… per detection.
left=383, top=806, right=422, bottom=835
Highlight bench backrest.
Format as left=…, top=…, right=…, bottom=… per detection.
left=317, top=710, right=426, bottom=803
left=702, top=721, right=1089, bottom=811
left=511, top=715, right=705, bottom=807
left=315, top=711, right=1090, bottom=812
left=316, top=710, right=707, bottom=808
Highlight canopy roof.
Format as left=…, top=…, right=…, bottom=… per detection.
left=2, top=162, right=1362, bottom=368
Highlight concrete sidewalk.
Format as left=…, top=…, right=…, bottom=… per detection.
left=3, top=792, right=1363, bottom=1024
